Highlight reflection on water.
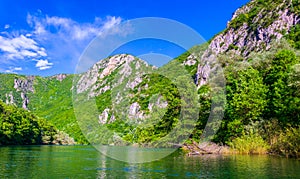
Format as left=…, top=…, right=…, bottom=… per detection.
left=95, top=145, right=177, bottom=163
left=0, top=145, right=299, bottom=178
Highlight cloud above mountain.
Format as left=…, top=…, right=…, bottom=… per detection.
left=0, top=12, right=123, bottom=74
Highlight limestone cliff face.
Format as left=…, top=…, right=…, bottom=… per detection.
left=76, top=54, right=139, bottom=96
left=195, top=0, right=300, bottom=86
left=74, top=54, right=169, bottom=125
left=14, top=76, right=35, bottom=93
left=13, top=76, right=35, bottom=109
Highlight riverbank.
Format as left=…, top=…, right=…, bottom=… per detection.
left=182, top=141, right=230, bottom=156
left=182, top=141, right=298, bottom=159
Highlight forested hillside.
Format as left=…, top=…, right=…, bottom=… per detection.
left=0, top=0, right=299, bottom=157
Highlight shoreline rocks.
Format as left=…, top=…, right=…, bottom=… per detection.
left=182, top=141, right=230, bottom=156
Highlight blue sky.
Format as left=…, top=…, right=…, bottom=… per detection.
left=0, top=0, right=249, bottom=76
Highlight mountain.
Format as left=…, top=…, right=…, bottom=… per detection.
left=0, top=0, right=299, bottom=156
left=195, top=0, right=300, bottom=86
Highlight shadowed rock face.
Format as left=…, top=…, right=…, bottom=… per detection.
left=195, top=0, right=300, bottom=87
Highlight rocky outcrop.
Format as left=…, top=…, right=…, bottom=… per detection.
left=98, top=108, right=116, bottom=124
left=51, top=131, right=76, bottom=145
left=148, top=95, right=168, bottom=112
left=14, top=76, right=34, bottom=93
left=51, top=74, right=67, bottom=82
left=76, top=54, right=152, bottom=99
left=128, top=102, right=145, bottom=120
left=20, top=92, right=29, bottom=110
left=195, top=0, right=300, bottom=86
left=183, top=55, right=197, bottom=66
left=13, top=76, right=35, bottom=109
left=183, top=141, right=229, bottom=155
left=76, top=54, right=136, bottom=95
left=5, top=92, right=14, bottom=105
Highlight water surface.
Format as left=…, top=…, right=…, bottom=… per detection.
left=0, top=145, right=299, bottom=178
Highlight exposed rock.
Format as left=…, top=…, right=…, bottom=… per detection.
left=5, top=92, right=14, bottom=105
left=20, top=92, right=29, bottom=110
left=13, top=76, right=35, bottom=109
left=98, top=108, right=116, bottom=124
left=183, top=55, right=197, bottom=66
left=222, top=1, right=299, bottom=57
left=128, top=102, right=144, bottom=120
left=51, top=74, right=67, bottom=81
left=109, top=113, right=116, bottom=123
left=14, top=76, right=34, bottom=93
left=195, top=1, right=300, bottom=86
left=126, top=76, right=143, bottom=89
left=229, top=1, right=254, bottom=23
left=183, top=141, right=229, bottom=156
left=195, top=63, right=210, bottom=86
left=148, top=95, right=168, bottom=112
left=52, top=131, right=76, bottom=145
left=99, top=108, right=110, bottom=124
left=76, top=54, right=137, bottom=97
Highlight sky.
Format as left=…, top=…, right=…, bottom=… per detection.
left=0, top=0, right=249, bottom=76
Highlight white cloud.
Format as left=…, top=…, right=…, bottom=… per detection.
left=4, top=67, right=23, bottom=74
left=0, top=34, right=47, bottom=61
left=14, top=67, right=22, bottom=71
left=4, top=24, right=10, bottom=29
left=35, top=59, right=53, bottom=70
left=1, top=13, right=126, bottom=74
left=103, top=16, right=121, bottom=30
left=27, top=14, right=123, bottom=41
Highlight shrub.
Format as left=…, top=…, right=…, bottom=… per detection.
left=228, top=133, right=269, bottom=154
left=271, top=126, right=300, bottom=158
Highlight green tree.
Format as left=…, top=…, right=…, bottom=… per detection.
left=264, top=50, right=300, bottom=124
left=216, top=66, right=268, bottom=143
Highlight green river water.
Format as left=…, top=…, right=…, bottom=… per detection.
left=0, top=145, right=299, bottom=178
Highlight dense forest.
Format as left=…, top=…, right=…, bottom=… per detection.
left=214, top=40, right=300, bottom=158
left=0, top=100, right=74, bottom=145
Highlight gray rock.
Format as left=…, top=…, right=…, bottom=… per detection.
left=128, top=102, right=144, bottom=120
left=13, top=76, right=35, bottom=109
left=51, top=74, right=67, bottom=81
left=195, top=1, right=300, bottom=87
left=5, top=92, right=14, bottom=105
left=99, top=108, right=110, bottom=124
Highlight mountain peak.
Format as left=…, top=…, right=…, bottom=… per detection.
left=195, top=0, right=300, bottom=86
left=76, top=54, right=149, bottom=95
left=210, top=0, right=299, bottom=57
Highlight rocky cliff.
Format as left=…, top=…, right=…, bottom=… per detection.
left=74, top=54, right=168, bottom=126
left=195, top=0, right=300, bottom=86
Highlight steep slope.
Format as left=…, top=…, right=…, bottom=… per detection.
left=72, top=54, right=198, bottom=146
left=195, top=0, right=300, bottom=86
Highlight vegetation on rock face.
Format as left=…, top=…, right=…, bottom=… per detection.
left=27, top=75, right=86, bottom=144
left=285, top=24, right=300, bottom=49
left=211, top=40, right=300, bottom=156
left=229, top=0, right=295, bottom=30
